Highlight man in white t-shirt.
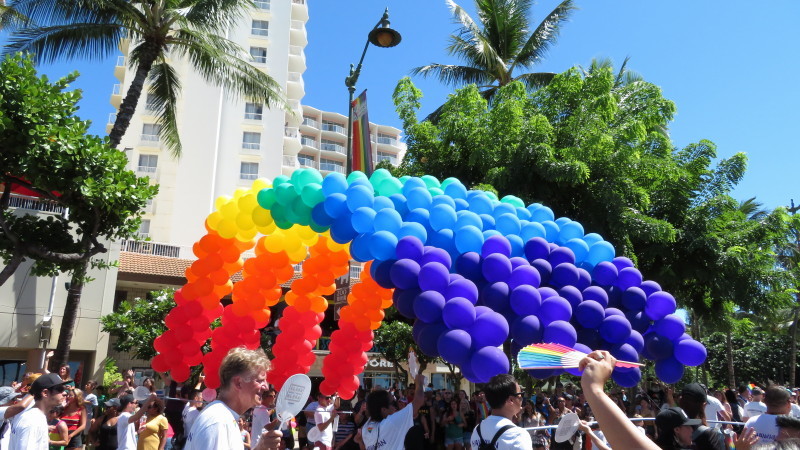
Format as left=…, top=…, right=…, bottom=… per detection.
left=704, top=387, right=724, bottom=429
left=789, top=391, right=800, bottom=418
left=185, top=347, right=281, bottom=450
left=745, top=387, right=792, bottom=445
left=744, top=388, right=767, bottom=420
left=182, top=389, right=204, bottom=437
left=117, top=393, right=152, bottom=450
left=311, top=392, right=339, bottom=450
left=470, top=374, right=532, bottom=450
left=9, top=373, right=67, bottom=450
left=251, top=388, right=276, bottom=447
left=304, top=396, right=320, bottom=439
left=361, top=373, right=425, bottom=450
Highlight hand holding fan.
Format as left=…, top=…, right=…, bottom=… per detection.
left=518, top=343, right=643, bottom=370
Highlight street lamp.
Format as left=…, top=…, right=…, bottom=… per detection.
left=345, top=8, right=402, bottom=174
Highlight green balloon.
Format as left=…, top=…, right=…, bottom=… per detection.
left=273, top=174, right=291, bottom=186
left=441, top=177, right=460, bottom=189
left=501, top=195, right=525, bottom=208
left=296, top=168, right=323, bottom=187
left=378, top=177, right=403, bottom=196
left=310, top=222, right=330, bottom=233
left=347, top=171, right=368, bottom=183
left=429, top=187, right=444, bottom=196
left=275, top=219, right=294, bottom=230
left=256, top=188, right=277, bottom=209
left=421, top=174, right=441, bottom=189
left=399, top=175, right=411, bottom=183
left=485, top=191, right=499, bottom=201
left=300, top=183, right=325, bottom=208
left=275, top=183, right=297, bottom=206
left=270, top=204, right=288, bottom=223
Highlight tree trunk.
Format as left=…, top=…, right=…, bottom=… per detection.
left=108, top=46, right=160, bottom=148
left=791, top=307, right=799, bottom=387
left=726, top=329, right=736, bottom=387
left=51, top=265, right=86, bottom=371
left=0, top=252, right=24, bottom=286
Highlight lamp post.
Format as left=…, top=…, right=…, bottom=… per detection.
left=345, top=8, right=402, bottom=174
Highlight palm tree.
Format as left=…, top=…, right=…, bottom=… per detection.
left=412, top=0, right=576, bottom=107
left=3, top=0, right=287, bottom=156
left=579, top=56, right=643, bottom=89
left=0, top=0, right=27, bottom=29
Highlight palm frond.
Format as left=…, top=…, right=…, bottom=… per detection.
left=445, top=2, right=506, bottom=78
left=411, top=63, right=492, bottom=88
left=147, top=60, right=183, bottom=157
left=5, top=0, right=119, bottom=28
left=512, top=71, right=556, bottom=90
left=183, top=0, right=255, bottom=33
left=3, top=21, right=123, bottom=63
left=475, top=0, right=532, bottom=60
left=512, top=0, right=576, bottom=70
left=0, top=4, right=29, bottom=29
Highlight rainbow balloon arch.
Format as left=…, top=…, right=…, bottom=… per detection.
left=151, top=168, right=707, bottom=399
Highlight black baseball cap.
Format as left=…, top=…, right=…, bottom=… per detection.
left=656, top=406, right=702, bottom=431
left=119, top=394, right=136, bottom=409
left=30, top=373, right=67, bottom=395
left=681, top=383, right=707, bottom=402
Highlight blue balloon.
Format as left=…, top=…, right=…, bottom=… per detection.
left=417, top=322, right=448, bottom=357
left=612, top=367, right=642, bottom=387
left=599, top=315, right=632, bottom=344
left=438, top=329, right=472, bottom=365
left=482, top=253, right=513, bottom=283
left=587, top=241, right=615, bottom=265
left=582, top=286, right=609, bottom=308
left=592, top=261, right=618, bottom=286
left=322, top=172, right=349, bottom=196
left=369, top=230, right=397, bottom=261
left=529, top=205, right=554, bottom=222
left=311, top=202, right=335, bottom=227
left=446, top=278, right=479, bottom=304
left=511, top=315, right=543, bottom=346
left=496, top=213, right=522, bottom=235
left=539, top=297, right=572, bottom=325
left=558, top=286, right=583, bottom=309
left=329, top=218, right=358, bottom=244
left=576, top=300, right=605, bottom=329
left=541, top=221, right=560, bottom=242
left=323, top=192, right=350, bottom=218
left=521, top=222, right=547, bottom=242
left=626, top=330, right=645, bottom=353
left=655, top=357, right=684, bottom=384
left=406, top=187, right=433, bottom=211
left=548, top=247, right=576, bottom=266
left=492, top=203, right=516, bottom=219
left=454, top=198, right=469, bottom=211
left=430, top=228, right=457, bottom=255
left=482, top=235, right=512, bottom=258
left=510, top=285, right=542, bottom=316
left=389, top=194, right=409, bottom=216
left=390, top=259, right=420, bottom=290
left=396, top=236, right=424, bottom=260
left=616, top=267, right=643, bottom=290
left=349, top=234, right=372, bottom=262
left=506, top=234, right=524, bottom=258
left=420, top=247, right=452, bottom=269
left=583, top=233, right=603, bottom=246
left=432, top=195, right=456, bottom=209
left=418, top=262, right=451, bottom=293
left=655, top=314, right=686, bottom=340
left=370, top=258, right=396, bottom=289
left=398, top=221, right=428, bottom=244
left=430, top=204, right=457, bottom=231
left=393, top=288, right=419, bottom=319
left=543, top=320, right=577, bottom=347
left=558, top=221, right=585, bottom=244
left=645, top=292, right=677, bottom=321
left=640, top=280, right=662, bottom=297
left=674, top=339, right=707, bottom=366
left=479, top=214, right=496, bottom=231
left=414, top=291, right=446, bottom=323
left=443, top=181, right=467, bottom=200
left=401, top=177, right=426, bottom=196
left=346, top=185, right=374, bottom=212
left=468, top=194, right=494, bottom=215
left=551, top=263, right=580, bottom=287
left=516, top=207, right=532, bottom=221
left=455, top=225, right=484, bottom=254
left=645, top=333, right=674, bottom=360
left=456, top=211, right=483, bottom=230
left=442, top=298, right=476, bottom=330
left=554, top=217, right=571, bottom=227
left=470, top=312, right=509, bottom=347
left=471, top=346, right=510, bottom=383
left=564, top=239, right=589, bottom=263
left=455, top=252, right=483, bottom=281
left=622, top=287, right=647, bottom=311
left=482, top=282, right=510, bottom=312
left=373, top=195, right=394, bottom=211
left=405, top=208, right=431, bottom=228
left=508, top=265, right=541, bottom=290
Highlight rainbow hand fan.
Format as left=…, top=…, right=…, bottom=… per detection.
left=518, top=343, right=644, bottom=370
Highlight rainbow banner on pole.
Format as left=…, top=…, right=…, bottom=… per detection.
left=350, top=90, right=373, bottom=176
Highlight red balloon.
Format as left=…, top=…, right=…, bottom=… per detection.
left=170, top=364, right=190, bottom=382
left=151, top=354, right=170, bottom=373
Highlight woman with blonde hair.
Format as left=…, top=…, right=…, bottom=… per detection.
left=60, top=388, right=87, bottom=450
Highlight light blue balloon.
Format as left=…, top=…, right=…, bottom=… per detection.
left=587, top=241, right=616, bottom=265
left=541, top=221, right=560, bottom=242
left=351, top=207, right=376, bottom=233
left=521, top=221, right=547, bottom=241
left=516, top=207, right=532, bottom=221
left=432, top=195, right=456, bottom=209
left=370, top=231, right=399, bottom=261
left=555, top=217, right=572, bottom=227
left=430, top=204, right=458, bottom=231
left=468, top=193, right=494, bottom=215
left=492, top=203, right=516, bottom=219
left=583, top=233, right=603, bottom=246
left=456, top=211, right=483, bottom=230
left=483, top=229, right=502, bottom=240
left=373, top=196, right=395, bottom=211
left=507, top=234, right=525, bottom=257
left=496, top=213, right=522, bottom=235
left=321, top=172, right=348, bottom=196
left=406, top=187, right=433, bottom=210
left=374, top=209, right=403, bottom=234
left=444, top=181, right=468, bottom=200
left=479, top=214, right=496, bottom=231
left=455, top=225, right=485, bottom=254
left=565, top=238, right=590, bottom=263
left=559, top=221, right=585, bottom=243
left=401, top=177, right=426, bottom=196
left=398, top=221, right=428, bottom=244
left=485, top=191, right=499, bottom=201
left=530, top=205, right=555, bottom=222
left=345, top=185, right=374, bottom=212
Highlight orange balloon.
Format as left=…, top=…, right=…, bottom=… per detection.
left=367, top=309, right=385, bottom=322
left=354, top=317, right=371, bottom=331
left=185, top=267, right=199, bottom=283
left=252, top=309, right=270, bottom=323
left=284, top=291, right=297, bottom=306
left=275, top=264, right=294, bottom=282
left=209, top=269, right=230, bottom=285
left=231, top=302, right=249, bottom=317
left=294, top=295, right=311, bottom=312
left=310, top=296, right=328, bottom=313
left=223, top=260, right=243, bottom=275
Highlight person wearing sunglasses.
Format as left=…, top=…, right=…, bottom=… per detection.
left=137, top=398, right=168, bottom=450
left=469, top=374, right=531, bottom=449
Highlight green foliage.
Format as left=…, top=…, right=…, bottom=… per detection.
left=100, top=289, right=176, bottom=361
left=373, top=320, right=437, bottom=380
left=102, top=358, right=123, bottom=392
left=703, top=331, right=797, bottom=386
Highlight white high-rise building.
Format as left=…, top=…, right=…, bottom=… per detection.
left=109, top=0, right=406, bottom=249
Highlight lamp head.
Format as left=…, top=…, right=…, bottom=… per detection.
left=368, top=8, right=401, bottom=48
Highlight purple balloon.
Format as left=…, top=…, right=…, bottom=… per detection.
left=558, top=286, right=583, bottom=309
left=508, top=265, right=541, bottom=290
left=510, top=285, right=542, bottom=316
left=530, top=259, right=552, bottom=284
left=575, top=268, right=592, bottom=291
left=582, top=286, right=609, bottom=308
left=509, top=256, right=530, bottom=270
left=599, top=315, right=632, bottom=344
left=442, top=297, right=477, bottom=330
left=622, top=287, right=647, bottom=311
left=612, top=256, right=635, bottom=271
left=676, top=333, right=691, bottom=342
left=655, top=356, right=684, bottom=384
left=471, top=346, right=510, bottom=383
left=655, top=314, right=686, bottom=340
left=645, top=292, right=677, bottom=321
left=543, top=320, right=577, bottom=347
left=482, top=282, right=510, bottom=312
left=612, top=367, right=642, bottom=387
left=393, top=288, right=420, bottom=319
left=645, top=333, right=674, bottom=360
left=414, top=291, right=446, bottom=324
left=511, top=315, right=543, bottom=346
left=548, top=247, right=576, bottom=266
left=371, top=259, right=396, bottom=289
left=418, top=262, right=451, bottom=293
left=470, top=312, right=509, bottom=348
left=674, top=339, right=707, bottom=366
left=524, top=237, right=550, bottom=261
left=417, top=322, right=448, bottom=357
left=475, top=305, right=493, bottom=318
left=626, top=330, right=645, bottom=353
left=576, top=300, right=605, bottom=329
left=482, top=253, right=513, bottom=283
left=539, top=287, right=559, bottom=300
left=539, top=297, right=572, bottom=325
left=611, top=343, right=639, bottom=363
left=640, top=280, right=662, bottom=296
left=455, top=252, right=483, bottom=281
left=565, top=343, right=593, bottom=376
left=592, top=261, right=618, bottom=286
left=626, top=311, right=651, bottom=333
left=616, top=267, right=643, bottom=290
left=446, top=278, right=479, bottom=304
left=419, top=247, right=452, bottom=269
left=606, top=286, right=624, bottom=309
left=396, top=236, right=424, bottom=260
left=551, top=263, right=580, bottom=287
left=482, top=235, right=512, bottom=258
left=389, top=259, right=420, bottom=290
left=437, top=329, right=472, bottom=365
left=605, top=308, right=625, bottom=318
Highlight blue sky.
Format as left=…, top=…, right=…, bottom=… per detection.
left=4, top=0, right=799, bottom=210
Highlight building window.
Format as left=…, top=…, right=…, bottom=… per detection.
left=301, top=135, right=317, bottom=148
left=251, top=20, right=269, bottom=37
left=377, top=133, right=398, bottom=145
left=137, top=154, right=158, bottom=173
left=144, top=93, right=158, bottom=112
left=321, top=139, right=345, bottom=154
left=141, top=123, right=160, bottom=142
left=250, top=47, right=267, bottom=64
left=297, top=154, right=315, bottom=167
left=320, top=158, right=344, bottom=173
left=245, top=102, right=263, bottom=120
left=377, top=151, right=397, bottom=165
left=240, top=162, right=259, bottom=180
left=321, top=120, right=345, bottom=134
left=138, top=219, right=150, bottom=238
left=255, top=0, right=270, bottom=10
left=242, top=132, right=261, bottom=150
left=302, top=116, right=319, bottom=128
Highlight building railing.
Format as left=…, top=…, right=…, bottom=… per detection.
left=136, top=166, right=157, bottom=174
left=320, top=163, right=345, bottom=174
left=302, top=117, right=319, bottom=128
left=301, top=137, right=318, bottom=148
left=255, top=0, right=270, bottom=10
left=377, top=136, right=398, bottom=146
left=288, top=72, right=302, bottom=83
left=290, top=20, right=304, bottom=31
left=119, top=239, right=181, bottom=258
left=108, top=113, right=117, bottom=125
left=298, top=158, right=318, bottom=169
left=140, top=134, right=160, bottom=143
left=240, top=173, right=258, bottom=181
left=112, top=84, right=121, bottom=95
left=242, top=142, right=261, bottom=150
left=7, top=193, right=64, bottom=214
left=116, top=56, right=125, bottom=67
left=289, top=45, right=304, bottom=57
left=320, top=142, right=345, bottom=154
left=284, top=127, right=299, bottom=138
left=292, top=0, right=305, bottom=4
left=288, top=99, right=301, bottom=112
left=282, top=155, right=298, bottom=167
left=321, top=123, right=346, bottom=134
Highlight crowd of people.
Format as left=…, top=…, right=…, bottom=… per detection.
left=4, top=348, right=800, bottom=450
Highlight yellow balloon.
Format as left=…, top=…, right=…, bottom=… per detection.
left=256, top=222, right=277, bottom=236
left=251, top=208, right=273, bottom=227
left=236, top=213, right=255, bottom=231
left=251, top=178, right=271, bottom=192
left=217, top=219, right=238, bottom=239
left=236, top=228, right=258, bottom=242
left=214, top=195, right=232, bottom=211
left=263, top=232, right=286, bottom=253
left=220, top=201, right=239, bottom=221
left=233, top=187, right=249, bottom=199
left=238, top=193, right=258, bottom=213
left=206, top=211, right=223, bottom=231
left=287, top=245, right=309, bottom=263
left=283, top=230, right=302, bottom=251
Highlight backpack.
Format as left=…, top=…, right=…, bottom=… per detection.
left=476, top=423, right=515, bottom=450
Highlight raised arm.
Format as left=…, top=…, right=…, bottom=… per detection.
left=412, top=373, right=425, bottom=416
